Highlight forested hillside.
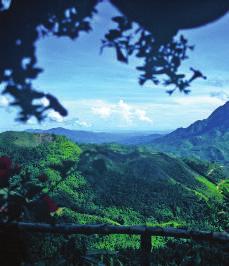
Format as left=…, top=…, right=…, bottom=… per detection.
left=0, top=131, right=228, bottom=265
left=150, top=101, right=229, bottom=163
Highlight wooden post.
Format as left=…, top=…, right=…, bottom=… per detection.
left=140, top=233, right=152, bottom=266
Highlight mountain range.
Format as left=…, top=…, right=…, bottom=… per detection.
left=151, top=101, right=229, bottom=163
left=27, top=127, right=164, bottom=145
left=28, top=101, right=229, bottom=163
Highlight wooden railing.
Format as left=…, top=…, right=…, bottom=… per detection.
left=1, top=222, right=229, bottom=266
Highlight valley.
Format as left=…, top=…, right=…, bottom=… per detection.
left=0, top=102, right=229, bottom=265
left=0, top=123, right=228, bottom=264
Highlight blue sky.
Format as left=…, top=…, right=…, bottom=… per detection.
left=0, top=1, right=229, bottom=132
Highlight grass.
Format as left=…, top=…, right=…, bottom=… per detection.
left=195, top=175, right=223, bottom=201
left=218, top=179, right=229, bottom=197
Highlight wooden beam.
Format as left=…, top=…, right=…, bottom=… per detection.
left=0, top=222, right=229, bottom=243
left=140, top=232, right=152, bottom=266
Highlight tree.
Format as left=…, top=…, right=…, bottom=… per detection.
left=0, top=0, right=228, bottom=122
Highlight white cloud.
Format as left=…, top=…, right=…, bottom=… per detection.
left=65, top=118, right=92, bottom=128
left=173, top=95, right=224, bottom=106
left=0, top=96, right=9, bottom=107
left=47, top=110, right=64, bottom=123
left=45, top=110, right=92, bottom=128
left=40, top=97, right=50, bottom=107
left=26, top=117, right=38, bottom=125
left=90, top=99, right=152, bottom=125
left=210, top=90, right=229, bottom=101
left=92, top=100, right=112, bottom=118
left=32, top=97, right=50, bottom=107
left=75, top=120, right=91, bottom=127
left=117, top=99, right=133, bottom=122
left=135, top=109, right=152, bottom=123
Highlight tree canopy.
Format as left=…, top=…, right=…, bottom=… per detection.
left=0, top=0, right=228, bottom=122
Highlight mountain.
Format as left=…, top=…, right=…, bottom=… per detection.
left=0, top=131, right=228, bottom=264
left=165, top=100, right=229, bottom=138
left=150, top=101, right=229, bottom=163
left=0, top=131, right=227, bottom=223
left=78, top=144, right=227, bottom=218
left=27, top=127, right=163, bottom=145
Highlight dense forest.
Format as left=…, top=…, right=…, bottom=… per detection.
left=0, top=131, right=228, bottom=265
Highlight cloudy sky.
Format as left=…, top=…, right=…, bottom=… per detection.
left=0, top=1, right=229, bottom=132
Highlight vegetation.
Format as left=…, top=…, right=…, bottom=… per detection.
left=150, top=101, right=229, bottom=164
left=0, top=131, right=228, bottom=265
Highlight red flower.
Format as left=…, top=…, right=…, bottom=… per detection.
left=0, top=156, right=12, bottom=169
left=0, top=156, right=12, bottom=188
left=42, top=195, right=58, bottom=213
left=0, top=156, right=21, bottom=188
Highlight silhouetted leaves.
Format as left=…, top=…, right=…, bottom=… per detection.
left=115, top=45, right=128, bottom=63
left=45, top=94, right=68, bottom=117
left=102, top=17, right=206, bottom=94
left=0, top=0, right=219, bottom=121
left=0, top=0, right=99, bottom=122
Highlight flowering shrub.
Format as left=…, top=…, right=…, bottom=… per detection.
left=0, top=156, right=60, bottom=223
left=0, top=156, right=65, bottom=265
left=0, top=156, right=20, bottom=188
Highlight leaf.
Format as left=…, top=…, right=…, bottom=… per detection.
left=105, top=29, right=121, bottom=41
left=115, top=46, right=128, bottom=63
left=166, top=89, right=175, bottom=95
left=112, top=16, right=126, bottom=24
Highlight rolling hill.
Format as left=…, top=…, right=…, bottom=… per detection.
left=0, top=131, right=228, bottom=264
left=0, top=131, right=227, bottom=227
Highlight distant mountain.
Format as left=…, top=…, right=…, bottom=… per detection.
left=164, top=101, right=229, bottom=138
left=150, top=101, right=229, bottom=163
left=27, top=127, right=163, bottom=145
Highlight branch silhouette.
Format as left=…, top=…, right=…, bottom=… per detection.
left=0, top=0, right=228, bottom=121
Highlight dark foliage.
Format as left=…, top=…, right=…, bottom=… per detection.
left=102, top=16, right=206, bottom=94
left=0, top=0, right=98, bottom=122
left=0, top=0, right=228, bottom=122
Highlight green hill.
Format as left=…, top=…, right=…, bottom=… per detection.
left=0, top=131, right=228, bottom=264
left=0, top=131, right=54, bottom=147
left=0, top=131, right=227, bottom=228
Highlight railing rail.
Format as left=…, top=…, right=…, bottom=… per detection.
left=1, top=222, right=228, bottom=266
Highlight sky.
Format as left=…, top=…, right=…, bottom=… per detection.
left=0, top=1, right=229, bottom=132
